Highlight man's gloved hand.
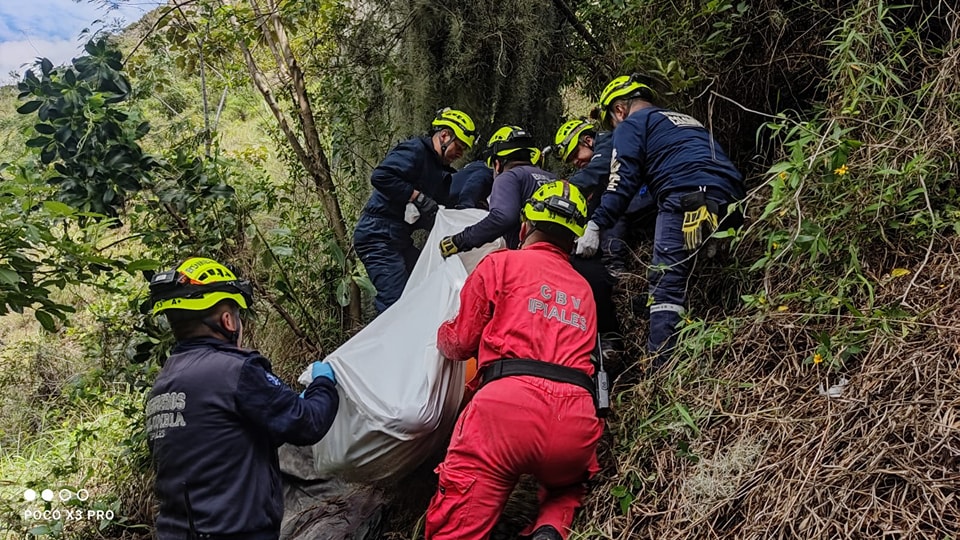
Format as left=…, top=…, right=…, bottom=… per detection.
left=412, top=192, right=439, bottom=220
left=439, top=233, right=464, bottom=258
left=575, top=220, right=600, bottom=257
left=403, top=202, right=421, bottom=225
left=310, top=361, right=336, bottom=386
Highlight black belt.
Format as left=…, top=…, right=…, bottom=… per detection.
left=478, top=358, right=597, bottom=405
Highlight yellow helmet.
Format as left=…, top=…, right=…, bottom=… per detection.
left=149, top=257, right=253, bottom=315
left=553, top=120, right=596, bottom=162
left=522, top=180, right=588, bottom=237
left=485, top=125, right=542, bottom=167
left=598, top=74, right=654, bottom=126
left=432, top=108, right=477, bottom=148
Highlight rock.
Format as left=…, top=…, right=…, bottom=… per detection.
left=279, top=445, right=386, bottom=540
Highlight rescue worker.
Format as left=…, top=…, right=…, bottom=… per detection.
left=354, top=107, right=477, bottom=313
left=427, top=181, right=603, bottom=540
left=450, top=159, right=494, bottom=209
left=552, top=119, right=643, bottom=358
left=144, top=257, right=339, bottom=540
left=553, top=119, right=608, bottom=208
left=576, top=74, right=745, bottom=368
left=438, top=125, right=549, bottom=253
left=440, top=125, right=622, bottom=355
left=553, top=119, right=656, bottom=275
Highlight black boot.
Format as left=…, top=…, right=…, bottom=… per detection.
left=531, top=525, right=562, bottom=540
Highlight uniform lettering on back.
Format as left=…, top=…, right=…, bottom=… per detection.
left=146, top=391, right=188, bottom=441
left=531, top=172, right=552, bottom=193
left=607, top=148, right=621, bottom=192
left=659, top=111, right=704, bottom=128
left=527, top=284, right=588, bottom=331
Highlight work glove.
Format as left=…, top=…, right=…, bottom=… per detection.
left=412, top=192, right=439, bottom=221
left=681, top=203, right=719, bottom=251
left=310, top=361, right=337, bottom=386
left=439, top=233, right=464, bottom=258
left=575, top=220, right=600, bottom=258
left=403, top=203, right=420, bottom=224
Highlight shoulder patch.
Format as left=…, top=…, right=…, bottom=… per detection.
left=264, top=372, right=282, bottom=387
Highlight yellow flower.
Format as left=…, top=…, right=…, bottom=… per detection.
left=813, top=352, right=823, bottom=364
left=778, top=171, right=788, bottom=180
left=772, top=242, right=780, bottom=249
left=834, top=164, right=848, bottom=176
left=777, top=305, right=789, bottom=312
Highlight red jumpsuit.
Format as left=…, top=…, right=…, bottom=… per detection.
left=426, top=241, right=604, bottom=540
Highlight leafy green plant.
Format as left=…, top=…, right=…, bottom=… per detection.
left=16, top=38, right=157, bottom=221
left=0, top=163, right=126, bottom=330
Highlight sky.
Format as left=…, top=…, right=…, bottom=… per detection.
left=0, top=0, right=165, bottom=83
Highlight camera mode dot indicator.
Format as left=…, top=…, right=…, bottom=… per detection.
left=23, top=489, right=37, bottom=502
left=41, top=489, right=54, bottom=502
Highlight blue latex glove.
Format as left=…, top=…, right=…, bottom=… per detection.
left=311, top=361, right=336, bottom=385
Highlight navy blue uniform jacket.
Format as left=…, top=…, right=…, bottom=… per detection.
left=569, top=131, right=613, bottom=199
left=360, top=136, right=455, bottom=228
left=457, top=164, right=555, bottom=251
left=450, top=160, right=494, bottom=209
left=593, top=107, right=744, bottom=229
left=147, top=337, right=339, bottom=539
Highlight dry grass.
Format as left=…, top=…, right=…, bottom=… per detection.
left=579, top=242, right=960, bottom=539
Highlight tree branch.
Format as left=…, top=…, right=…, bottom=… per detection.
left=551, top=0, right=603, bottom=55
left=252, top=281, right=321, bottom=356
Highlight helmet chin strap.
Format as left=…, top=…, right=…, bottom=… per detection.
left=202, top=317, right=240, bottom=346
left=519, top=220, right=537, bottom=246
left=438, top=131, right=452, bottom=161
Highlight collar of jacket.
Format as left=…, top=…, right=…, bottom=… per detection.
left=418, top=135, right=457, bottom=172
left=520, top=241, right=570, bottom=258
left=171, top=336, right=241, bottom=354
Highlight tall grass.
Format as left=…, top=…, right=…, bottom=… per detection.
left=0, top=296, right=155, bottom=539
left=577, top=0, right=960, bottom=537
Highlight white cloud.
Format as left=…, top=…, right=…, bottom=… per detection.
left=0, top=38, right=86, bottom=83
left=0, top=0, right=97, bottom=42
left=0, top=0, right=164, bottom=84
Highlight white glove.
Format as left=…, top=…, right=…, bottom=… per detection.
left=403, top=202, right=421, bottom=224
left=575, top=220, right=600, bottom=257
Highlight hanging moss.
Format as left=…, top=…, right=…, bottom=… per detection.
left=384, top=0, right=568, bottom=154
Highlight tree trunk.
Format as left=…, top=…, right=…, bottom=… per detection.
left=227, top=0, right=363, bottom=328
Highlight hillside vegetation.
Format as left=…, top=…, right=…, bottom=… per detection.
left=0, top=0, right=957, bottom=538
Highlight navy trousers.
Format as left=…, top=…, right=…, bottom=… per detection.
left=648, top=189, right=738, bottom=368
left=353, top=213, right=419, bottom=313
